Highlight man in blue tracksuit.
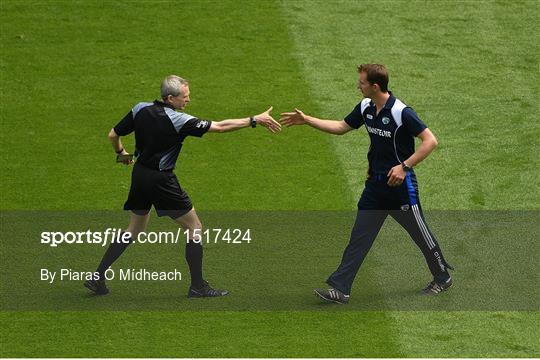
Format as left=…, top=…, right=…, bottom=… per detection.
left=280, top=64, right=453, bottom=303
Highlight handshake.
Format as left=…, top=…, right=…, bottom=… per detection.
left=114, top=105, right=350, bottom=165
left=251, top=106, right=311, bottom=133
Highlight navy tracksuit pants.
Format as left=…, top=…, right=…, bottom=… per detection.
left=327, top=171, right=452, bottom=295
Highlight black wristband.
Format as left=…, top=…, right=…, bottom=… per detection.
left=402, top=163, right=412, bottom=172
left=115, top=148, right=124, bottom=154
left=250, top=116, right=257, bottom=128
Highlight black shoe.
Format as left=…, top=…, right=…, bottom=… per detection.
left=314, top=287, right=350, bottom=304
left=188, top=280, right=229, bottom=298
left=420, top=277, right=453, bottom=295
left=84, top=279, right=109, bottom=295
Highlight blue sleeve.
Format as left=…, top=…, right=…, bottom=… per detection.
left=113, top=111, right=135, bottom=136
left=402, top=107, right=427, bottom=136
left=344, top=103, right=365, bottom=129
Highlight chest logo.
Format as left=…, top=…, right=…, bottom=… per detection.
left=382, top=117, right=390, bottom=125
left=366, top=114, right=373, bottom=120
left=366, top=125, right=392, bottom=138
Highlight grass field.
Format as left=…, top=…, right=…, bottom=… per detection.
left=1, top=0, right=539, bottom=357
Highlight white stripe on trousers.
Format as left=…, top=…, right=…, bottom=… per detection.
left=412, top=204, right=436, bottom=249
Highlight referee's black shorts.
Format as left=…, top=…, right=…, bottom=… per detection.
left=124, top=162, right=193, bottom=219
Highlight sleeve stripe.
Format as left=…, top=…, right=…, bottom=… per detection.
left=360, top=98, right=371, bottom=115
left=164, top=107, right=196, bottom=133
left=390, top=99, right=407, bottom=127
left=132, top=102, right=154, bottom=117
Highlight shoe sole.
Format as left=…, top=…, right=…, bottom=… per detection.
left=420, top=282, right=453, bottom=296
left=314, top=289, right=348, bottom=304
left=84, top=281, right=109, bottom=295
left=188, top=290, right=230, bottom=298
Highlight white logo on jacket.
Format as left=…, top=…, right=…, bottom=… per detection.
left=196, top=120, right=208, bottom=128
left=366, top=125, right=391, bottom=138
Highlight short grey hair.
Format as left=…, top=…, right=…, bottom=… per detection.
left=161, top=75, right=189, bottom=99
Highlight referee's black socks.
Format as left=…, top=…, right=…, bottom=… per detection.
left=96, top=233, right=133, bottom=280
left=95, top=233, right=204, bottom=289
left=185, top=239, right=204, bottom=289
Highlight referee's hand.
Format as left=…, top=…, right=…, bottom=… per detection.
left=255, top=106, right=281, bottom=133
left=117, top=151, right=134, bottom=165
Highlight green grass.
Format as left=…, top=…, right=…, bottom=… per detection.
left=1, top=0, right=539, bottom=357
left=1, top=311, right=537, bottom=357
left=284, top=0, right=540, bottom=209
left=0, top=0, right=350, bottom=211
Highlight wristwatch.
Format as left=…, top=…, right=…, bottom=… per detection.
left=250, top=116, right=257, bottom=128
left=402, top=163, right=412, bottom=172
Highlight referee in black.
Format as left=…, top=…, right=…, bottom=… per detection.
left=280, top=64, right=453, bottom=304
left=85, top=75, right=280, bottom=297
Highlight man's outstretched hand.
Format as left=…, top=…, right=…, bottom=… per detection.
left=255, top=106, right=281, bottom=133
left=279, top=108, right=307, bottom=127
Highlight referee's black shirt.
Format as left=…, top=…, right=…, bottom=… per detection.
left=114, top=101, right=212, bottom=171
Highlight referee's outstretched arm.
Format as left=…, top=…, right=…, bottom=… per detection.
left=208, top=106, right=281, bottom=133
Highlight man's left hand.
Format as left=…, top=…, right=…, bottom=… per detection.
left=387, top=165, right=406, bottom=187
left=117, top=151, right=134, bottom=165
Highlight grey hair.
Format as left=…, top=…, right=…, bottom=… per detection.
left=161, top=75, right=189, bottom=99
